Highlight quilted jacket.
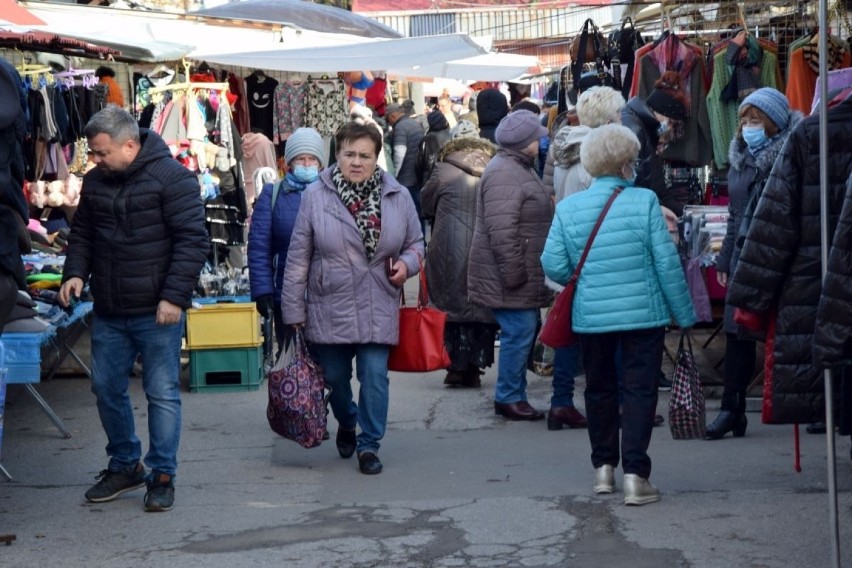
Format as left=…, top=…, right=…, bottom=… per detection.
left=63, top=130, right=208, bottom=316
left=467, top=147, right=553, bottom=309
left=540, top=176, right=696, bottom=333
left=421, top=137, right=496, bottom=323
left=281, top=167, right=424, bottom=345
left=727, top=96, right=852, bottom=423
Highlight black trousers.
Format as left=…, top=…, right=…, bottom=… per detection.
left=581, top=327, right=665, bottom=479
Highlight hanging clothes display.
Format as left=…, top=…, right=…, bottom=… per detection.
left=244, top=70, right=278, bottom=141
left=304, top=75, right=347, bottom=137
left=227, top=71, right=250, bottom=136
left=271, top=77, right=307, bottom=144
left=705, top=32, right=783, bottom=168
left=634, top=31, right=714, bottom=167
left=785, top=31, right=851, bottom=115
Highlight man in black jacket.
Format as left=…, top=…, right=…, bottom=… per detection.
left=58, top=106, right=208, bottom=513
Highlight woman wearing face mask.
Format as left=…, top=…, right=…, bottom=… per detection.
left=706, top=88, right=800, bottom=440
left=248, top=127, right=325, bottom=352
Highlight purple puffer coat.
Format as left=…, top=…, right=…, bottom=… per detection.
left=281, top=167, right=424, bottom=345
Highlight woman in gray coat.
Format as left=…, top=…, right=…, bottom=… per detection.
left=422, top=127, right=498, bottom=388
left=282, top=122, right=424, bottom=475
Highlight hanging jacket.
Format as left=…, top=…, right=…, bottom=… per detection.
left=716, top=112, right=802, bottom=334
left=421, top=137, right=497, bottom=323
left=726, top=98, right=852, bottom=424
left=62, top=129, right=209, bottom=316
left=280, top=167, right=424, bottom=345
left=541, top=176, right=696, bottom=333
left=467, top=147, right=553, bottom=309
left=814, top=172, right=852, bottom=368
left=247, top=178, right=304, bottom=303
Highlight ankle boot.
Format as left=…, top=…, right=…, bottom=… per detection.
left=461, top=366, right=482, bottom=388
left=705, top=392, right=747, bottom=440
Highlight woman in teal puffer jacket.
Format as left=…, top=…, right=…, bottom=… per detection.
left=541, top=124, right=696, bottom=506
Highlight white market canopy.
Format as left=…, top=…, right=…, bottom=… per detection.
left=387, top=51, right=541, bottom=82
left=193, top=33, right=487, bottom=73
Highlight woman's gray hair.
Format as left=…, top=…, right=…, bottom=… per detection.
left=84, top=106, right=140, bottom=143
left=580, top=123, right=640, bottom=178
left=576, top=86, right=626, bottom=128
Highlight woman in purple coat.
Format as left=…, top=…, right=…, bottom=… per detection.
left=281, top=122, right=424, bottom=475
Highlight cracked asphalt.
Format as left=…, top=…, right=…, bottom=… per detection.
left=2, top=328, right=851, bottom=568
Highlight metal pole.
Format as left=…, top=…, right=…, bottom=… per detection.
left=817, top=0, right=840, bottom=566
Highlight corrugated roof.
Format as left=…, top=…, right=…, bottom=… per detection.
left=353, top=0, right=604, bottom=12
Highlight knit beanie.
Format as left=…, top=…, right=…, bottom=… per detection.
left=495, top=110, right=548, bottom=150
left=645, top=70, right=689, bottom=121
left=427, top=110, right=449, bottom=132
left=284, top=128, right=325, bottom=166
left=739, top=87, right=790, bottom=130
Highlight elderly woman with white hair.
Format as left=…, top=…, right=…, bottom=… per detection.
left=540, top=124, right=696, bottom=506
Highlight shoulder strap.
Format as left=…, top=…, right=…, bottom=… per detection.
left=569, top=186, right=623, bottom=283
left=270, top=179, right=284, bottom=209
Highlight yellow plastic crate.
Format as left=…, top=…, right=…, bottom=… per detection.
left=186, top=302, right=262, bottom=350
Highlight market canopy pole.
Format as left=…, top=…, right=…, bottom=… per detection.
left=817, top=0, right=840, bottom=564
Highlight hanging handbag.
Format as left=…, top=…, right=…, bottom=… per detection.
left=539, top=187, right=623, bottom=348
left=668, top=332, right=707, bottom=440
left=266, top=328, right=328, bottom=449
left=387, top=266, right=451, bottom=373
left=568, top=18, right=614, bottom=103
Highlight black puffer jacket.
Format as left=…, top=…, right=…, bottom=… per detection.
left=621, top=97, right=681, bottom=215
left=726, top=97, right=852, bottom=424
left=63, top=129, right=209, bottom=316
left=0, top=60, right=28, bottom=289
left=422, top=137, right=496, bottom=323
left=814, top=172, right=852, bottom=368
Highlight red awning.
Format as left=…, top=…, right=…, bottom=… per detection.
left=0, top=0, right=45, bottom=26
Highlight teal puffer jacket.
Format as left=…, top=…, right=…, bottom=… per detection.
left=540, top=176, right=696, bottom=333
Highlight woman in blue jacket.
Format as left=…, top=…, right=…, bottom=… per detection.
left=247, top=127, right=325, bottom=351
left=541, top=124, right=696, bottom=506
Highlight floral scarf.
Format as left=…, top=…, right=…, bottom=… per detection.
left=332, top=164, right=383, bottom=258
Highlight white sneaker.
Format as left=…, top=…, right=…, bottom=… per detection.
left=593, top=465, right=615, bottom=494
left=623, top=473, right=660, bottom=505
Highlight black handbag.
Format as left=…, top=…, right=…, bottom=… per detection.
left=607, top=18, right=645, bottom=98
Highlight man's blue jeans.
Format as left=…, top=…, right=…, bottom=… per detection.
left=552, top=343, right=580, bottom=407
left=581, top=327, right=664, bottom=479
left=311, top=343, right=390, bottom=454
left=90, top=313, right=184, bottom=476
left=492, top=308, right=538, bottom=404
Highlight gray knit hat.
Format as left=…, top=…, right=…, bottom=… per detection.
left=495, top=110, right=547, bottom=150
left=284, top=128, right=324, bottom=166
left=739, top=87, right=791, bottom=130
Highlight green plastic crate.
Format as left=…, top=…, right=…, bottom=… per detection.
left=189, top=345, right=264, bottom=393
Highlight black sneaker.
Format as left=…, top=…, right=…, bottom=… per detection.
left=85, top=463, right=146, bottom=503
left=143, top=472, right=175, bottom=512
left=658, top=376, right=673, bottom=391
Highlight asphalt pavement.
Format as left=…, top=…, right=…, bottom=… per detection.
left=1, top=324, right=851, bottom=568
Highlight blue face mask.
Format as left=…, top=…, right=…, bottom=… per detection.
left=656, top=121, right=669, bottom=138
left=292, top=165, right=319, bottom=183
left=742, top=126, right=768, bottom=150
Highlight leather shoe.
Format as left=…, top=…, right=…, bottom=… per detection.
left=336, top=428, right=356, bottom=459
left=806, top=422, right=827, bottom=434
left=593, top=465, right=615, bottom=494
left=357, top=451, right=383, bottom=475
left=623, top=474, right=660, bottom=506
left=547, top=406, right=588, bottom=430
left=654, top=414, right=665, bottom=427
left=494, top=401, right=544, bottom=421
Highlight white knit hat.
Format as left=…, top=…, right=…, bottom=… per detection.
left=284, top=128, right=325, bottom=166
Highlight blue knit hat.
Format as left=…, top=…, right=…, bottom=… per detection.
left=284, top=128, right=325, bottom=167
left=740, top=88, right=790, bottom=130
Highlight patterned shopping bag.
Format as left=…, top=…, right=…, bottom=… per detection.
left=668, top=332, right=706, bottom=439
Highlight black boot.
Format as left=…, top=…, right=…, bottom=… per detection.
left=705, top=392, right=747, bottom=440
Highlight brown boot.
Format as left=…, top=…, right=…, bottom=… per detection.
left=547, top=406, right=588, bottom=430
